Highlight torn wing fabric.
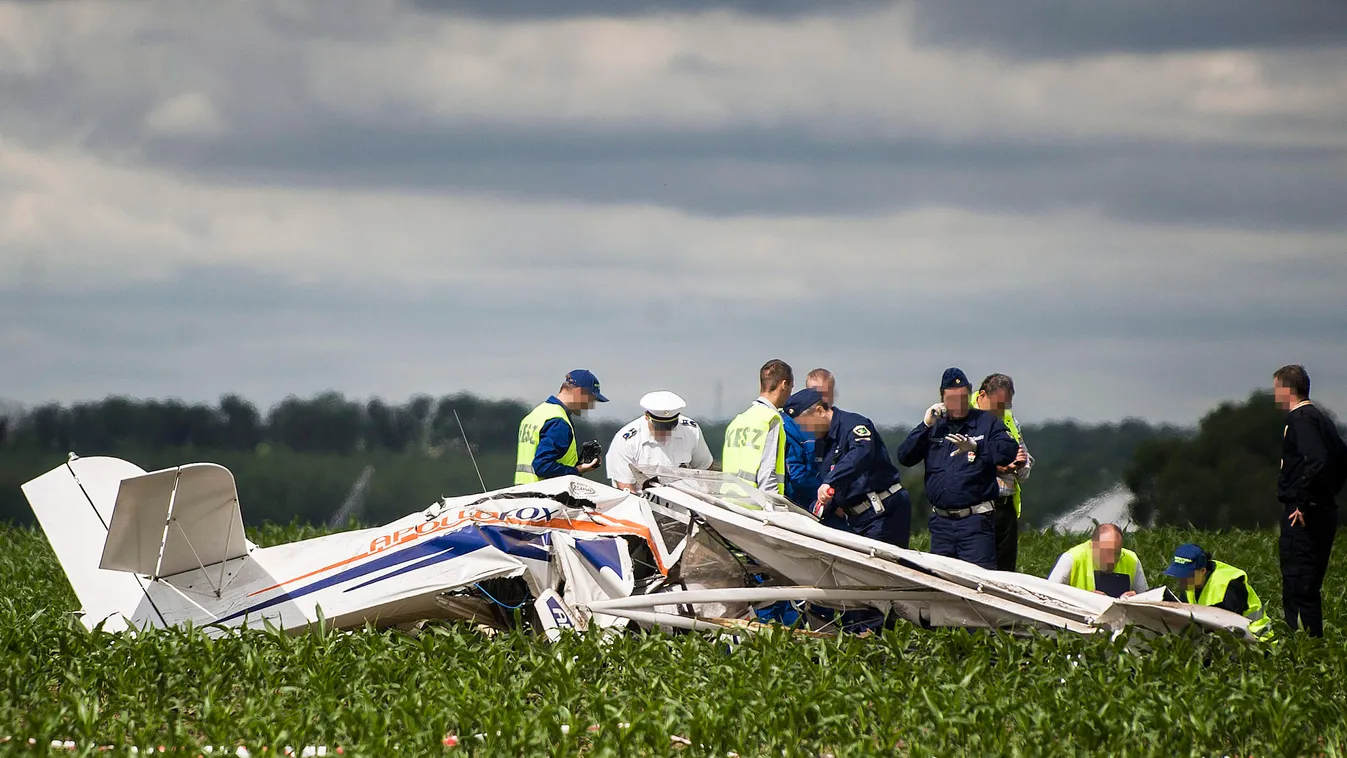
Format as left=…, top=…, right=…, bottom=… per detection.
left=23, top=457, right=1259, bottom=644
left=553, top=533, right=634, bottom=630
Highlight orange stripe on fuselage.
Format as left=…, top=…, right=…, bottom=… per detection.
left=517, top=515, right=668, bottom=574
left=246, top=549, right=371, bottom=597
left=246, top=514, right=476, bottom=597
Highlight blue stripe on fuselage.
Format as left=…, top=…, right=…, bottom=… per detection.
left=217, top=525, right=550, bottom=625
left=342, top=526, right=549, bottom=593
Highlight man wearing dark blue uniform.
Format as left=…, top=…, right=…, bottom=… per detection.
left=896, top=367, right=1018, bottom=569
left=807, top=399, right=911, bottom=547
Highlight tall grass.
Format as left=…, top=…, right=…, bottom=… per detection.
left=2, top=524, right=1344, bottom=756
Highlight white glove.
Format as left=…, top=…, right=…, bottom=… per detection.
left=923, top=402, right=947, bottom=427
left=947, top=433, right=977, bottom=457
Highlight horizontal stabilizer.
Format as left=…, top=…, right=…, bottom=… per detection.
left=100, top=463, right=248, bottom=577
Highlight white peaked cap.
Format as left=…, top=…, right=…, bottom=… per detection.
left=639, top=390, right=686, bottom=420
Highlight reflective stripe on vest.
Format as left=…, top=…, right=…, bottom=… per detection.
left=1185, top=561, right=1274, bottom=641
left=722, top=402, right=786, bottom=494
left=515, top=401, right=577, bottom=485
left=1065, top=541, right=1139, bottom=593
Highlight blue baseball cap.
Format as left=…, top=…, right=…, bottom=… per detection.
left=940, top=367, right=970, bottom=392
left=565, top=369, right=608, bottom=402
left=783, top=388, right=824, bottom=418
left=1162, top=543, right=1210, bottom=579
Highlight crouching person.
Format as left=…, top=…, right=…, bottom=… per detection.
left=1047, top=523, right=1148, bottom=598
left=1163, top=543, right=1275, bottom=642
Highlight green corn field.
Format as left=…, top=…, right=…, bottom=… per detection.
left=2, top=523, right=1344, bottom=757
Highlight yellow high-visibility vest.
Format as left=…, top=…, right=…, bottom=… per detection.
left=1064, top=541, right=1140, bottom=593
left=515, top=401, right=577, bottom=484
left=722, top=401, right=786, bottom=494
left=1185, top=561, right=1275, bottom=642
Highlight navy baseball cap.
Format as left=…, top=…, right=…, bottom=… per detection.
left=1162, top=543, right=1210, bottom=579
left=565, top=369, right=608, bottom=402
left=940, top=367, right=970, bottom=392
left=783, top=388, right=824, bottom=418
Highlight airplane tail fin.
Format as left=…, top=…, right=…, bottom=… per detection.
left=21, top=455, right=166, bottom=632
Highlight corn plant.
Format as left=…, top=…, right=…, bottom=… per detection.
left=1, top=524, right=1344, bottom=756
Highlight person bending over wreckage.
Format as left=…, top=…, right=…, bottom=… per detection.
left=789, top=389, right=912, bottom=549
left=1164, top=543, right=1275, bottom=643
left=605, top=390, right=714, bottom=494
left=1048, top=523, right=1148, bottom=598
left=780, top=388, right=825, bottom=514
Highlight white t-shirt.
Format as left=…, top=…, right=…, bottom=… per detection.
left=606, top=416, right=714, bottom=490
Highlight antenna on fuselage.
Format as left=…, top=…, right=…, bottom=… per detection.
left=454, top=409, right=488, bottom=493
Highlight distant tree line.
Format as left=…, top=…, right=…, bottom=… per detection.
left=7, top=392, right=622, bottom=459
left=1123, top=391, right=1343, bottom=529
left=0, top=391, right=1195, bottom=529
left=0, top=392, right=624, bottom=528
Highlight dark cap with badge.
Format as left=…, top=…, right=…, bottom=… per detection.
left=940, top=367, right=970, bottom=392
left=565, top=369, right=608, bottom=402
left=1162, top=543, right=1212, bottom=579
left=783, top=388, right=824, bottom=418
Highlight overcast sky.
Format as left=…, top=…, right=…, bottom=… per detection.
left=2, top=0, right=1345, bottom=426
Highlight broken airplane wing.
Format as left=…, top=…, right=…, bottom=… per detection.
left=21, top=457, right=1254, bottom=643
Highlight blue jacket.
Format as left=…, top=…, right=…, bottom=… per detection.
left=895, top=408, right=1017, bottom=509
left=817, top=409, right=903, bottom=507
left=781, top=413, right=821, bottom=509
left=534, top=396, right=579, bottom=479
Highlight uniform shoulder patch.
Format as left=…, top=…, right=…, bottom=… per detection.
left=680, top=418, right=697, bottom=427
left=852, top=425, right=871, bottom=437
left=622, top=427, right=638, bottom=440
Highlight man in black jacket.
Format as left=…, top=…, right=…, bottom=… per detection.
left=1273, top=364, right=1347, bottom=637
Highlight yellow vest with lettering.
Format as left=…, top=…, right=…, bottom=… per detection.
left=1065, top=541, right=1140, bottom=593
left=1185, top=561, right=1274, bottom=642
left=515, top=401, right=577, bottom=484
left=722, top=402, right=786, bottom=494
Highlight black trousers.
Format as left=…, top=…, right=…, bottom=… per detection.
left=993, top=496, right=1018, bottom=572
left=1279, top=504, right=1338, bottom=637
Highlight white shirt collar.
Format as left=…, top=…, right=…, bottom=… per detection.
left=754, top=396, right=779, bottom=410
left=1292, top=400, right=1313, bottom=412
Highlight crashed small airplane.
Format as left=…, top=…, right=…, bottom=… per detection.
left=22, top=454, right=1255, bottom=644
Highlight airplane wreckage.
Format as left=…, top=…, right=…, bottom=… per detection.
left=22, top=455, right=1257, bottom=645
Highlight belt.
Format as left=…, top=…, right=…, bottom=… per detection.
left=843, top=482, right=904, bottom=517
left=932, top=501, right=994, bottom=519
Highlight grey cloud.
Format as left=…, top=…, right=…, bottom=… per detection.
left=407, top=0, right=879, bottom=19
left=0, top=265, right=745, bottom=410
left=908, top=0, right=1347, bottom=58
left=143, top=125, right=1347, bottom=231
left=6, top=263, right=1347, bottom=427
left=3, top=1, right=1343, bottom=235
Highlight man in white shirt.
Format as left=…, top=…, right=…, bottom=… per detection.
left=606, top=390, right=714, bottom=493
